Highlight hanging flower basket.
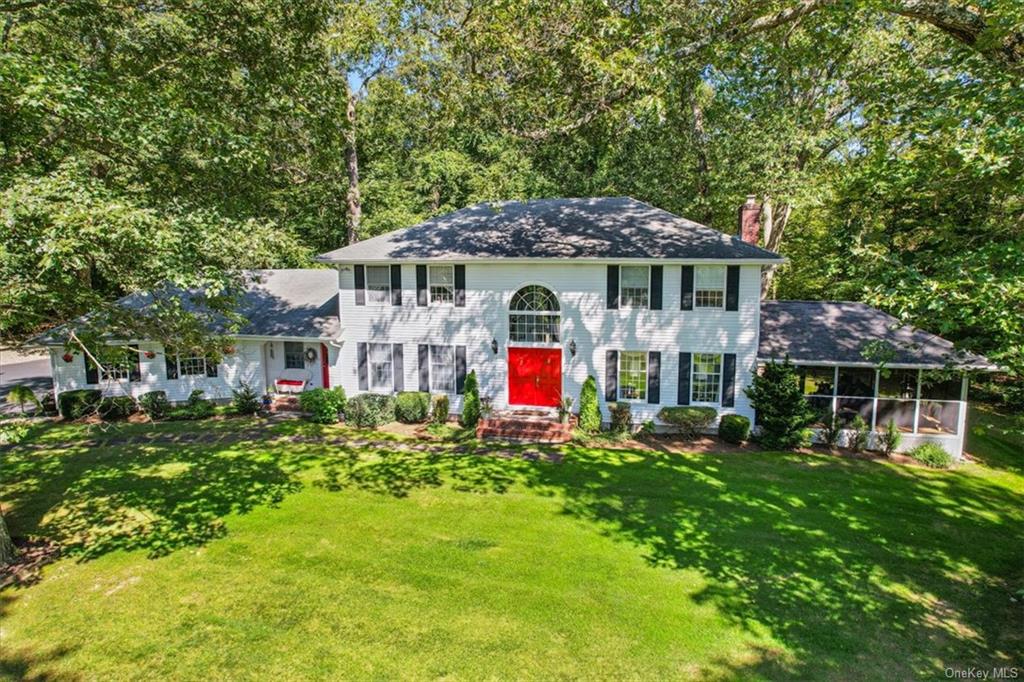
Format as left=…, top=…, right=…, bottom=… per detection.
left=145, top=350, right=156, bottom=359
left=62, top=353, right=74, bottom=363
left=223, top=345, right=236, bottom=355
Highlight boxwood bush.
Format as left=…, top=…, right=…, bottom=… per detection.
left=346, top=393, right=395, bottom=429
left=657, top=406, right=717, bottom=440
left=719, top=414, right=751, bottom=443
left=394, top=391, right=430, bottom=423
left=138, top=390, right=170, bottom=419
left=57, top=389, right=102, bottom=420
left=299, top=387, right=347, bottom=424
left=184, top=389, right=215, bottom=420
left=908, top=442, right=955, bottom=469
left=98, top=396, right=137, bottom=420
left=432, top=394, right=450, bottom=425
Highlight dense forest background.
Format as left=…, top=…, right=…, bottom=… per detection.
left=1, top=0, right=1021, bottom=394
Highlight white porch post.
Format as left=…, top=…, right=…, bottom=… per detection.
left=912, top=369, right=922, bottom=435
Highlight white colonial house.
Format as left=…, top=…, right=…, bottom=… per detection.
left=41, top=197, right=996, bottom=457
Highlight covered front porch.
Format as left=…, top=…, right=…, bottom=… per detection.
left=257, top=338, right=336, bottom=396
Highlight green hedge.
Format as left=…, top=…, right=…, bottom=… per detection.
left=98, top=396, right=137, bottom=420
left=577, top=376, right=601, bottom=433
left=346, top=393, right=395, bottom=429
left=432, top=394, right=450, bottom=425
left=57, top=389, right=102, bottom=420
left=460, top=371, right=480, bottom=428
left=908, top=442, right=955, bottom=469
left=394, top=391, right=430, bottom=423
left=138, top=390, right=170, bottom=419
left=657, top=406, right=717, bottom=440
left=718, top=414, right=750, bottom=443
left=299, top=387, right=346, bottom=424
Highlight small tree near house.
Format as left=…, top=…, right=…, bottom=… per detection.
left=460, top=370, right=480, bottom=428
left=744, top=358, right=817, bottom=450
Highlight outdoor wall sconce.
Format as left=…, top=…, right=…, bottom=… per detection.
left=491, top=338, right=499, bottom=354
left=569, top=339, right=577, bottom=357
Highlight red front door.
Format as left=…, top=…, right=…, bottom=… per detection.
left=508, top=348, right=562, bottom=407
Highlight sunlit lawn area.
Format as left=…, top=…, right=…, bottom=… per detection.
left=1, top=407, right=1021, bottom=679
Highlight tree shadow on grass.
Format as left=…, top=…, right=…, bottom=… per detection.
left=320, top=444, right=1024, bottom=679
left=0, top=594, right=80, bottom=680
left=1, top=439, right=313, bottom=563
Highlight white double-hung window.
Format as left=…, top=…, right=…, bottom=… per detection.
left=368, top=343, right=393, bottom=391
left=429, top=265, right=454, bottom=305
left=365, top=265, right=391, bottom=304
left=695, top=266, right=726, bottom=308
left=430, top=345, right=456, bottom=392
left=620, top=265, right=650, bottom=308
left=691, top=353, right=722, bottom=403
left=618, top=351, right=648, bottom=401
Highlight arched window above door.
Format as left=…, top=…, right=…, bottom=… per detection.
left=509, top=285, right=560, bottom=343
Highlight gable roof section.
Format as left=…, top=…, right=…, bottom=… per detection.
left=758, top=300, right=996, bottom=370
left=35, top=269, right=340, bottom=344
left=317, top=197, right=784, bottom=263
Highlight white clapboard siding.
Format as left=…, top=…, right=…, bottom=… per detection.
left=330, top=262, right=762, bottom=424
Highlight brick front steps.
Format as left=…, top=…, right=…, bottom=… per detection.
left=269, top=395, right=302, bottom=412
left=476, top=410, right=575, bottom=443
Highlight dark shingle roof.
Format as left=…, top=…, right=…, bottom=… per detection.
left=35, top=269, right=339, bottom=344
left=317, top=197, right=783, bottom=263
left=759, top=300, right=996, bottom=369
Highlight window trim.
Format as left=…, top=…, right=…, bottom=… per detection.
left=694, top=265, right=727, bottom=309
left=427, top=264, right=455, bottom=306
left=364, top=265, right=392, bottom=306
left=617, top=350, right=648, bottom=403
left=428, top=344, right=456, bottom=393
left=619, top=265, right=651, bottom=310
left=367, top=342, right=394, bottom=392
left=690, top=352, right=723, bottom=405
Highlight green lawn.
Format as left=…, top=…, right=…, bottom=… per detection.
left=1, top=407, right=1022, bottom=680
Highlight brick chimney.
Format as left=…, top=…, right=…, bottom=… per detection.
left=738, top=195, right=761, bottom=246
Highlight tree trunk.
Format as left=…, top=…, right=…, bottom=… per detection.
left=760, top=197, right=792, bottom=298
left=686, top=83, right=713, bottom=227
left=0, top=508, right=17, bottom=566
left=344, top=85, right=361, bottom=245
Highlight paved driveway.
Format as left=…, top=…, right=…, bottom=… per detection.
left=1, top=348, right=53, bottom=414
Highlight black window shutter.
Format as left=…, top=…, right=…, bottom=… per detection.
left=354, top=265, right=366, bottom=306
left=606, top=265, right=619, bottom=309
left=418, top=344, right=430, bottom=391
left=85, top=355, right=99, bottom=384
left=129, top=345, right=141, bottom=382
left=680, top=266, right=694, bottom=311
left=605, top=350, right=618, bottom=402
left=650, top=266, right=663, bottom=310
left=416, top=265, right=428, bottom=307
left=647, top=351, right=661, bottom=404
left=454, top=265, right=466, bottom=307
left=725, top=265, right=740, bottom=311
left=390, top=265, right=402, bottom=306
left=392, top=344, right=404, bottom=391
left=205, top=355, right=218, bottom=377
left=455, top=345, right=467, bottom=394
left=722, top=353, right=737, bottom=407
left=677, top=352, right=691, bottom=405
left=357, top=343, right=368, bottom=390
left=164, top=347, right=178, bottom=380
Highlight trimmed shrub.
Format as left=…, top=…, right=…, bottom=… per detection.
left=719, top=414, right=751, bottom=444
left=848, top=415, right=869, bottom=452
left=460, top=370, right=480, bottom=428
left=877, top=419, right=903, bottom=457
left=57, top=389, right=102, bottom=420
left=577, top=376, right=601, bottom=433
left=299, top=387, right=346, bottom=424
left=639, top=420, right=656, bottom=438
left=98, top=396, right=137, bottom=420
left=232, top=382, right=262, bottom=415
left=138, top=390, right=170, bottom=419
left=346, top=393, right=395, bottom=429
left=658, top=406, right=717, bottom=440
left=394, top=391, right=430, bottom=423
left=608, top=402, right=632, bottom=435
left=908, top=442, right=955, bottom=469
left=744, top=359, right=817, bottom=450
left=432, top=394, right=450, bottom=425
left=820, top=410, right=842, bottom=448
left=185, top=389, right=215, bottom=420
